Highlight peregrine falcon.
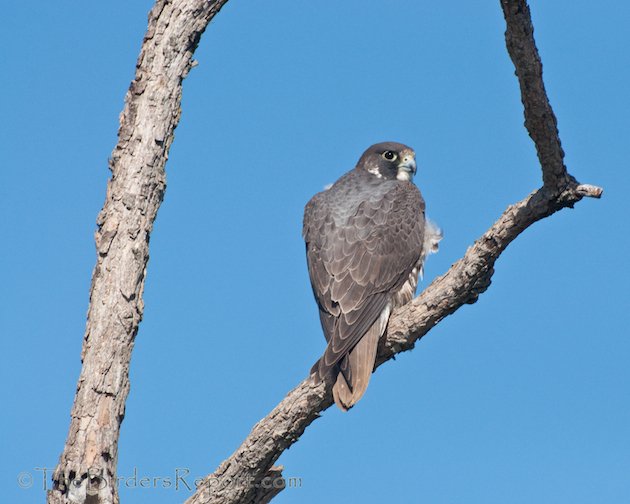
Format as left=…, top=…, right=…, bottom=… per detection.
left=303, top=142, right=441, bottom=411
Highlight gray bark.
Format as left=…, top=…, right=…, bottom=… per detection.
left=48, top=0, right=602, bottom=503
left=48, top=2, right=228, bottom=504
left=184, top=1, right=602, bottom=503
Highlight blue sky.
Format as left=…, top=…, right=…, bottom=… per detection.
left=1, top=1, right=628, bottom=503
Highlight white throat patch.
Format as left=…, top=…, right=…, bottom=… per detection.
left=396, top=169, right=412, bottom=181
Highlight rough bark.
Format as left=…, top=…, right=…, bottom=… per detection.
left=48, top=2, right=228, bottom=504
left=501, top=0, right=571, bottom=191
left=183, top=1, right=602, bottom=503
left=48, top=0, right=603, bottom=503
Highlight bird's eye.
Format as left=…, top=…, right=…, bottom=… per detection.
left=382, top=151, right=397, bottom=161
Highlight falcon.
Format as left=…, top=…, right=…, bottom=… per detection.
left=303, top=141, right=441, bottom=411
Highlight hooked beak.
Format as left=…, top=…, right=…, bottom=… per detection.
left=397, top=154, right=417, bottom=181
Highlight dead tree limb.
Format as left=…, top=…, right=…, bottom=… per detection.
left=48, top=2, right=228, bottom=504
left=184, top=1, right=602, bottom=503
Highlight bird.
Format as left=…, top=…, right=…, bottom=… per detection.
left=303, top=141, right=441, bottom=411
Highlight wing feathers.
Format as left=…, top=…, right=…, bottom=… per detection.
left=305, top=172, right=427, bottom=409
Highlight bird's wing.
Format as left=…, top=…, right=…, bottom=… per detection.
left=304, top=181, right=425, bottom=378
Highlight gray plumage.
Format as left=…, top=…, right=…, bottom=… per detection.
left=303, top=142, right=441, bottom=411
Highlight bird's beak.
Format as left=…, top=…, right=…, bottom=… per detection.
left=397, top=154, right=417, bottom=181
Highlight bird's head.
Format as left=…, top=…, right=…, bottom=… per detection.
left=356, top=142, right=417, bottom=181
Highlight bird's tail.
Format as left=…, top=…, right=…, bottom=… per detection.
left=332, top=305, right=390, bottom=411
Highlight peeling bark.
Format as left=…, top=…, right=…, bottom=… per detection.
left=48, top=2, right=228, bottom=504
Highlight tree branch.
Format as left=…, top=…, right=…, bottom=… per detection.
left=184, top=1, right=602, bottom=503
left=501, top=0, right=571, bottom=191
left=48, top=2, right=228, bottom=504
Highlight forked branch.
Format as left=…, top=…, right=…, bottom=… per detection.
left=184, top=1, right=602, bottom=503
left=48, top=1, right=602, bottom=503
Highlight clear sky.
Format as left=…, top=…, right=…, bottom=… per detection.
left=1, top=1, right=628, bottom=503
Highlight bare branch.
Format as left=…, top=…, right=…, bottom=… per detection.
left=575, top=184, right=604, bottom=198
left=250, top=466, right=287, bottom=504
left=185, top=183, right=599, bottom=504
left=183, top=1, right=603, bottom=504
left=48, top=1, right=228, bottom=503
left=381, top=187, right=578, bottom=359
left=501, top=0, right=571, bottom=191
left=48, top=0, right=603, bottom=503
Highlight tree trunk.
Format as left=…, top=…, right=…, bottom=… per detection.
left=48, top=2, right=229, bottom=503
left=48, top=1, right=602, bottom=503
